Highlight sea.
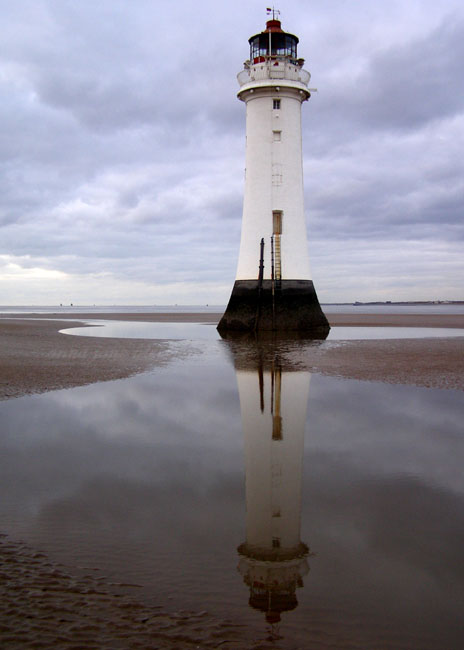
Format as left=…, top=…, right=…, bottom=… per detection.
left=1, top=302, right=464, bottom=315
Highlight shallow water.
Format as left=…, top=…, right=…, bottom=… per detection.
left=1, top=335, right=463, bottom=648
left=61, top=319, right=464, bottom=340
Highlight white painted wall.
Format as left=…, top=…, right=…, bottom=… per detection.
left=235, top=63, right=313, bottom=280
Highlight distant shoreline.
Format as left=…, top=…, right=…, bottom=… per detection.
left=346, top=300, right=464, bottom=306
left=0, top=300, right=463, bottom=314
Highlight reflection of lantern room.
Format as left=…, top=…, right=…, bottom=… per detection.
left=235, top=354, right=311, bottom=624
left=217, top=11, right=330, bottom=334
left=237, top=553, right=308, bottom=624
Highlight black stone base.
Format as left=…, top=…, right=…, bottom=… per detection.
left=217, top=279, right=330, bottom=334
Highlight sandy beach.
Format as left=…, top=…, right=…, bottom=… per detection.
left=0, top=317, right=192, bottom=401
left=0, top=312, right=463, bottom=400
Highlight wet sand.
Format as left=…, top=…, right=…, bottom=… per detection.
left=0, top=534, right=252, bottom=650
left=0, top=532, right=442, bottom=650
left=298, top=336, right=464, bottom=391
left=0, top=312, right=463, bottom=400
left=0, top=318, right=195, bottom=401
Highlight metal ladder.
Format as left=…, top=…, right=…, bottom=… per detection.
left=274, top=235, right=282, bottom=283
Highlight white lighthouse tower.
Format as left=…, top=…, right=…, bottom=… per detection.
left=218, top=11, right=329, bottom=333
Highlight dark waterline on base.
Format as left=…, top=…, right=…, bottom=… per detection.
left=0, top=334, right=463, bottom=648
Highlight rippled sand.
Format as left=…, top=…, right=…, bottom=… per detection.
left=1, top=533, right=442, bottom=649
left=0, top=534, right=257, bottom=649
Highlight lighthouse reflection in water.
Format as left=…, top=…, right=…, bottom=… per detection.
left=222, top=335, right=322, bottom=627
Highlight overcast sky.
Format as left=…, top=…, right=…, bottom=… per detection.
left=1, top=0, right=463, bottom=305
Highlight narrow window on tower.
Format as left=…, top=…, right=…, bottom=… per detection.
left=273, top=130, right=281, bottom=141
left=273, top=98, right=281, bottom=110
left=272, top=164, right=282, bottom=186
left=273, top=210, right=283, bottom=234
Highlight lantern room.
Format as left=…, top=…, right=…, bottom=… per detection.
left=249, top=19, right=299, bottom=63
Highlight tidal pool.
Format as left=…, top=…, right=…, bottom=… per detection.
left=61, top=319, right=464, bottom=340
left=0, top=335, right=463, bottom=648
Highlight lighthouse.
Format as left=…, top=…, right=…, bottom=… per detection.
left=218, top=12, right=329, bottom=333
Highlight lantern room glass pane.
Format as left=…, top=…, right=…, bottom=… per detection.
left=249, top=32, right=298, bottom=61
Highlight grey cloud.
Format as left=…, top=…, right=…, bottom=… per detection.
left=311, top=17, right=464, bottom=136
left=363, top=19, right=464, bottom=130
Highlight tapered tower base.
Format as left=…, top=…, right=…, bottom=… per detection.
left=217, top=279, right=330, bottom=334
